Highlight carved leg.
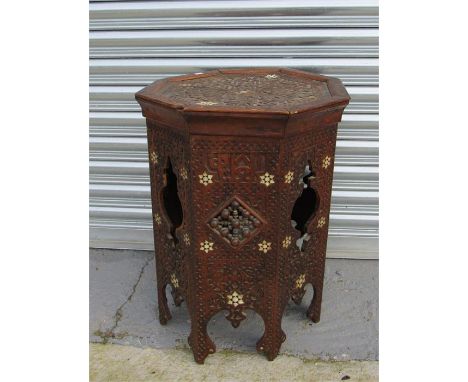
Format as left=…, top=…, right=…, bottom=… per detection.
left=291, top=286, right=306, bottom=305
left=307, top=281, right=323, bottom=323
left=157, top=283, right=172, bottom=325
left=188, top=316, right=216, bottom=364
left=171, top=287, right=184, bottom=307
left=256, top=315, right=286, bottom=361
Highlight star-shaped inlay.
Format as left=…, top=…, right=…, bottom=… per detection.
left=227, top=291, right=244, bottom=307
left=295, top=274, right=306, bottom=289
left=199, top=171, right=213, bottom=186
left=260, top=172, right=275, bottom=187
left=179, top=166, right=188, bottom=180
left=282, top=236, right=292, bottom=249
left=150, top=151, right=159, bottom=165
left=317, top=217, right=326, bottom=228
left=258, top=240, right=272, bottom=254
left=154, top=213, right=162, bottom=225
left=200, top=240, right=214, bottom=253
left=284, top=171, right=294, bottom=184
left=170, top=273, right=179, bottom=288
left=322, top=156, right=331, bottom=169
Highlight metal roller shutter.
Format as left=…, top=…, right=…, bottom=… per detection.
left=89, top=0, right=379, bottom=259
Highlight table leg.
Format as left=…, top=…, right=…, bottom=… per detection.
left=307, top=277, right=324, bottom=323
left=157, top=277, right=172, bottom=325
left=188, top=315, right=216, bottom=364
left=256, top=313, right=286, bottom=361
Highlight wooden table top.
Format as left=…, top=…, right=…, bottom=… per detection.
left=136, top=68, right=349, bottom=116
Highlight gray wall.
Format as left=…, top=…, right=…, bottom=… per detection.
left=89, top=0, right=379, bottom=259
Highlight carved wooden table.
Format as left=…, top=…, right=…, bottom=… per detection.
left=135, top=68, right=350, bottom=363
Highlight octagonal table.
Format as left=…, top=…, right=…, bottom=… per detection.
left=135, top=68, right=350, bottom=363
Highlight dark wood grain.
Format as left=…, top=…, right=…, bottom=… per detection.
left=135, top=68, right=350, bottom=364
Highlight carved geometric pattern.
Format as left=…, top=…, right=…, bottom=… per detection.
left=208, top=198, right=263, bottom=247
left=161, top=72, right=330, bottom=111
left=137, top=68, right=349, bottom=364
left=145, top=122, right=190, bottom=330
left=225, top=309, right=247, bottom=328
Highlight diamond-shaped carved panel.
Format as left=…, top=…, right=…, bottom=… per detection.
left=208, top=197, right=263, bottom=247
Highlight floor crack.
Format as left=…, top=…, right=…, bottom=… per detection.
left=95, top=257, right=151, bottom=344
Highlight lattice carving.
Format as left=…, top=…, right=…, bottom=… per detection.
left=208, top=197, right=263, bottom=247
left=161, top=72, right=330, bottom=111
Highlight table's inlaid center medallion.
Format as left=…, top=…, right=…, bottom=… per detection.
left=208, top=197, right=263, bottom=247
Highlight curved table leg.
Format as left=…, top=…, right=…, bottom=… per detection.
left=256, top=313, right=286, bottom=361
left=188, top=315, right=216, bottom=364
left=307, top=281, right=323, bottom=323
left=157, top=283, right=172, bottom=325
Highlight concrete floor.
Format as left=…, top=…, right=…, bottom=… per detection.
left=90, top=343, right=378, bottom=382
left=90, top=248, right=378, bottom=380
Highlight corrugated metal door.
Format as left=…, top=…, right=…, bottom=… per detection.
left=89, top=0, right=379, bottom=259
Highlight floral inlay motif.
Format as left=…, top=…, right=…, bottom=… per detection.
left=170, top=273, right=179, bottom=288
left=295, top=274, right=306, bottom=289
left=260, top=172, right=275, bottom=187
left=284, top=171, right=294, bottom=184
left=154, top=213, right=162, bottom=225
left=322, top=155, right=331, bottom=169
left=258, top=240, right=272, bottom=254
left=199, top=171, right=213, bottom=186
left=317, top=217, right=326, bottom=228
left=183, top=233, right=190, bottom=246
left=282, top=236, right=292, bottom=249
left=200, top=240, right=214, bottom=253
left=227, top=291, right=244, bottom=307
left=150, top=151, right=159, bottom=165
left=179, top=166, right=188, bottom=180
